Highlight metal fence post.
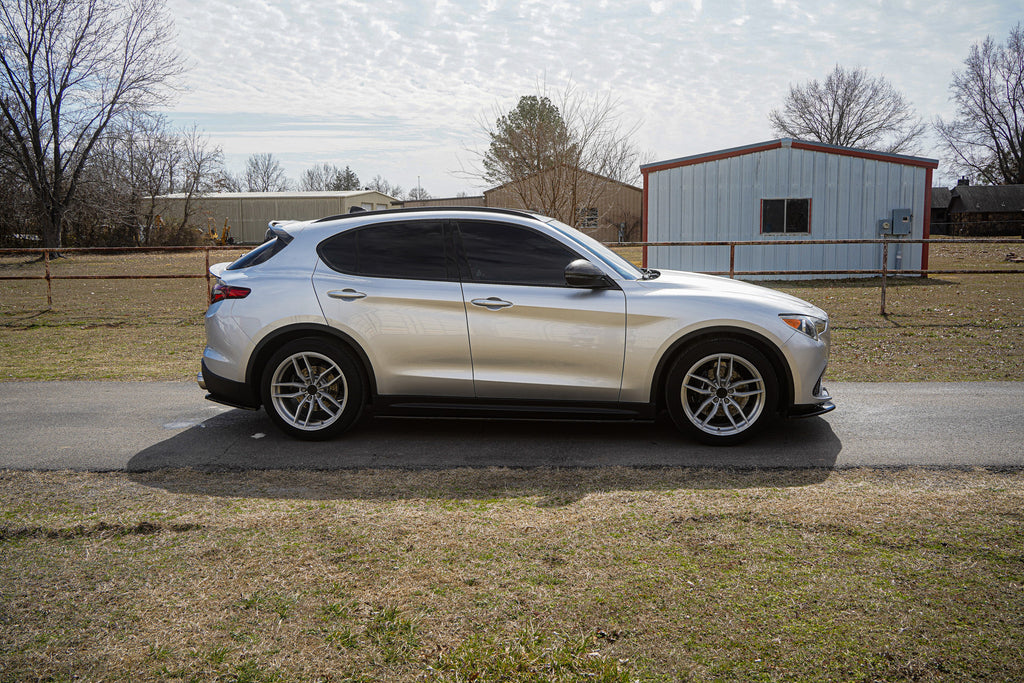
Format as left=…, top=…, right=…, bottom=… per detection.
left=880, top=239, right=888, bottom=315
left=729, top=243, right=736, bottom=278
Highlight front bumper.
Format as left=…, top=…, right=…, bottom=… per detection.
left=786, top=382, right=835, bottom=419
left=787, top=400, right=836, bottom=418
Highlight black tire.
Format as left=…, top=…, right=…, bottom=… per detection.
left=666, top=338, right=778, bottom=445
left=260, top=338, right=365, bottom=440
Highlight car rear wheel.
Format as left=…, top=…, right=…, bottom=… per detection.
left=666, top=339, right=778, bottom=445
left=261, top=339, right=364, bottom=440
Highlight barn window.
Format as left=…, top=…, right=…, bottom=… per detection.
left=761, top=199, right=810, bottom=234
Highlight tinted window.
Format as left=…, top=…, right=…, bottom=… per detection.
left=227, top=237, right=288, bottom=270
left=762, top=198, right=811, bottom=234
left=457, top=221, right=579, bottom=287
left=318, top=221, right=449, bottom=280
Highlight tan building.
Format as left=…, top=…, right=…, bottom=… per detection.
left=483, top=167, right=642, bottom=242
left=399, top=195, right=486, bottom=209
left=158, top=172, right=643, bottom=244
left=403, top=168, right=643, bottom=243
left=154, top=190, right=399, bottom=243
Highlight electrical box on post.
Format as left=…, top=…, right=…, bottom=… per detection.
left=878, top=219, right=892, bottom=235
left=891, top=209, right=912, bottom=235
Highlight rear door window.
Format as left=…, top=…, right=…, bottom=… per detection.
left=318, top=220, right=451, bottom=280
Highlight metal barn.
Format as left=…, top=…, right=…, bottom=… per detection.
left=155, top=191, right=398, bottom=244
left=641, top=139, right=939, bottom=279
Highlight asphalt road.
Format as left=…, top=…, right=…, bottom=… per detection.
left=1, top=380, right=1021, bottom=472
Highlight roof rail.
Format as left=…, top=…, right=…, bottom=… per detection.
left=312, top=205, right=538, bottom=224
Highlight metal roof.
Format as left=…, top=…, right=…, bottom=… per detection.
left=642, top=138, right=939, bottom=175
left=948, top=185, right=1024, bottom=213
left=154, top=190, right=396, bottom=200
left=931, top=187, right=953, bottom=209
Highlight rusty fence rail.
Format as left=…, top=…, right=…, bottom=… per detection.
left=609, top=237, right=1024, bottom=314
left=2, top=238, right=1022, bottom=315
left=0, top=245, right=245, bottom=308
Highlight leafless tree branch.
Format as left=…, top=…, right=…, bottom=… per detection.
left=768, top=65, right=926, bottom=154
left=935, top=23, right=1024, bottom=185
left=0, top=0, right=184, bottom=248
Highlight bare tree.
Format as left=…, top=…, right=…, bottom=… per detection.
left=84, top=111, right=180, bottom=244
left=298, top=162, right=360, bottom=191
left=769, top=65, right=926, bottom=154
left=69, top=114, right=222, bottom=245
left=0, top=117, right=34, bottom=244
left=367, top=174, right=404, bottom=199
left=464, top=79, right=643, bottom=230
left=213, top=168, right=243, bottom=193
left=936, top=23, right=1024, bottom=185
left=244, top=153, right=290, bottom=192
left=407, top=185, right=432, bottom=200
left=299, top=162, right=339, bottom=191
left=171, top=124, right=224, bottom=232
left=0, top=0, right=184, bottom=249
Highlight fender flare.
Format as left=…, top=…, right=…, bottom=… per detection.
left=245, top=323, right=378, bottom=403
left=649, top=325, right=794, bottom=411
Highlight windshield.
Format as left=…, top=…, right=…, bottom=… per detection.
left=542, top=218, right=644, bottom=280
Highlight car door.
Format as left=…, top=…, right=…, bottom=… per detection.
left=456, top=220, right=626, bottom=401
left=312, top=219, right=474, bottom=397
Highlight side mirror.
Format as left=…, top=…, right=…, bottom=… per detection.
left=564, top=259, right=612, bottom=288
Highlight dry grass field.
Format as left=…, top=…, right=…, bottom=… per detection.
left=2, top=468, right=1023, bottom=682
left=2, top=241, right=1023, bottom=681
left=2, top=240, right=1024, bottom=382
left=1, top=240, right=1022, bottom=382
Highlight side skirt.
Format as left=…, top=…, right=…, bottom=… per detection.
left=370, top=396, right=658, bottom=422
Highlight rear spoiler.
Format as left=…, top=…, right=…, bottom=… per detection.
left=264, top=220, right=298, bottom=244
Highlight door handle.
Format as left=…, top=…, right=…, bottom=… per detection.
left=471, top=297, right=513, bottom=310
left=327, top=288, right=366, bottom=301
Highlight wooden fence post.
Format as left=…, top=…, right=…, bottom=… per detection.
left=44, top=250, right=52, bottom=309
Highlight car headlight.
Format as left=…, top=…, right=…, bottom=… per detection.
left=780, top=314, right=828, bottom=341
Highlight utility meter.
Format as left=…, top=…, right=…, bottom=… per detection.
left=891, top=209, right=912, bottom=235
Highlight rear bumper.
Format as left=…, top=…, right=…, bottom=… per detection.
left=199, top=361, right=260, bottom=410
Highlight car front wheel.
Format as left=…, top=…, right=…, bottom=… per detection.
left=666, top=339, right=778, bottom=445
left=261, top=339, right=365, bottom=440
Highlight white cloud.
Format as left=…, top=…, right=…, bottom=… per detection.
left=163, top=0, right=1023, bottom=194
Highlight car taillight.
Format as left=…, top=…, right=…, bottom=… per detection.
left=210, top=282, right=251, bottom=304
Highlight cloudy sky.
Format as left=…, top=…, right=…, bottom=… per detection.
left=163, top=0, right=1020, bottom=197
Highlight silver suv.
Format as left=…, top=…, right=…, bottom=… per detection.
left=199, top=207, right=833, bottom=445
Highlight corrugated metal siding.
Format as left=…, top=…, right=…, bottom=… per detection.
left=154, top=192, right=396, bottom=243
left=645, top=145, right=930, bottom=280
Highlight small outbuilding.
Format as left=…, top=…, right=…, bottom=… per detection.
left=641, top=139, right=939, bottom=279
